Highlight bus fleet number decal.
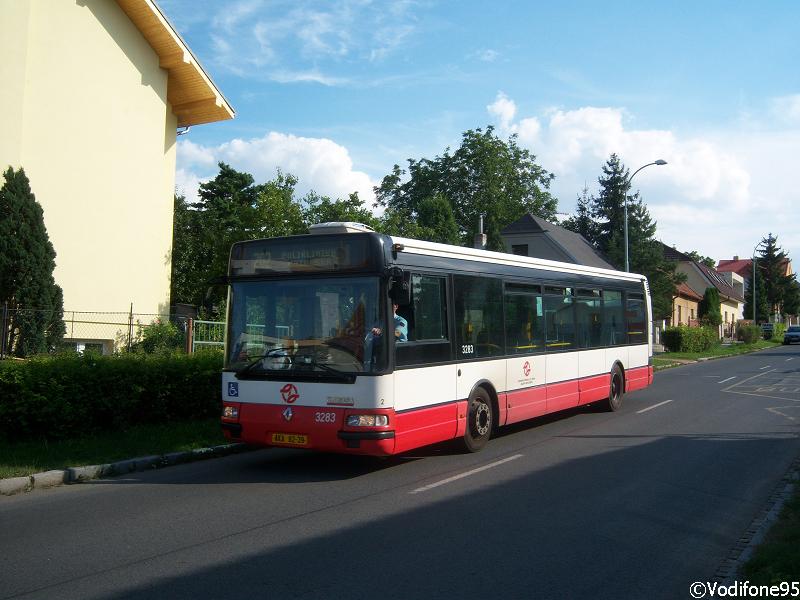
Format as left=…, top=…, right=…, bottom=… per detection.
left=315, top=412, right=336, bottom=423
left=461, top=344, right=474, bottom=355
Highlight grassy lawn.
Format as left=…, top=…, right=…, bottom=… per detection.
left=740, top=482, right=800, bottom=583
left=654, top=340, right=781, bottom=370
left=0, top=418, right=227, bottom=479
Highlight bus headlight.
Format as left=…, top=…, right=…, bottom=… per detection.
left=346, top=414, right=389, bottom=427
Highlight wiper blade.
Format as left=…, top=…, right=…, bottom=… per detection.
left=235, top=347, right=294, bottom=377
left=294, top=355, right=344, bottom=375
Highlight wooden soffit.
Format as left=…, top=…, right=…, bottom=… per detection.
left=116, top=0, right=235, bottom=127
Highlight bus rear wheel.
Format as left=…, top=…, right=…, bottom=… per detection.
left=461, top=388, right=493, bottom=452
left=603, top=365, right=624, bottom=412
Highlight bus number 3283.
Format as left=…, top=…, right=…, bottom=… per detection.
left=315, top=412, right=336, bottom=423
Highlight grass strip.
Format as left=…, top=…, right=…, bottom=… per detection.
left=740, top=482, right=800, bottom=583
left=657, top=340, right=780, bottom=363
left=0, top=418, right=226, bottom=479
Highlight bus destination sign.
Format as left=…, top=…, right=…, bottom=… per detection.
left=230, top=235, right=377, bottom=275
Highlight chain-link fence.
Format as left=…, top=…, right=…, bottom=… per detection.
left=1, top=303, right=226, bottom=358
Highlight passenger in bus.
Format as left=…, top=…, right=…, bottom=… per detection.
left=371, top=303, right=408, bottom=341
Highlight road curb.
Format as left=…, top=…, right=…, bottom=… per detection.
left=0, top=443, right=250, bottom=498
left=713, top=455, right=800, bottom=582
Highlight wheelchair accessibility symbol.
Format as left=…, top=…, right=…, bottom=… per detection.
left=228, top=382, right=239, bottom=397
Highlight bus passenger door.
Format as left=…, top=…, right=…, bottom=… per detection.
left=392, top=273, right=459, bottom=453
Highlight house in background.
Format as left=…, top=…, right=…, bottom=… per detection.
left=671, top=283, right=703, bottom=327
left=1, top=0, right=234, bottom=352
left=662, top=244, right=745, bottom=336
left=718, top=254, right=794, bottom=323
left=500, top=214, right=615, bottom=270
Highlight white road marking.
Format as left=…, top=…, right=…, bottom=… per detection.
left=636, top=399, right=674, bottom=414
left=759, top=365, right=772, bottom=370
left=410, top=454, right=524, bottom=494
left=786, top=358, right=795, bottom=362
left=718, top=376, right=737, bottom=384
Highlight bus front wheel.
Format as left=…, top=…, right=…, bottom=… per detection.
left=604, top=365, right=624, bottom=412
left=461, top=387, right=493, bottom=452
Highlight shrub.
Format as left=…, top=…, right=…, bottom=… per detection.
left=0, top=351, right=223, bottom=442
left=662, top=326, right=719, bottom=353
left=132, top=319, right=185, bottom=354
left=739, top=324, right=762, bottom=345
left=772, top=323, right=786, bottom=342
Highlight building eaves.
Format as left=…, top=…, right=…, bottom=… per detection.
left=116, top=0, right=235, bottom=127
left=676, top=282, right=703, bottom=302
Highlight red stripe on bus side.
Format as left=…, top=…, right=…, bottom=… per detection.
left=546, top=380, right=580, bottom=412
left=394, top=402, right=460, bottom=454
left=505, top=386, right=547, bottom=425
left=625, top=366, right=652, bottom=393
left=579, top=374, right=611, bottom=405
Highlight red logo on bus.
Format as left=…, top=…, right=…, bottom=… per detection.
left=523, top=361, right=531, bottom=377
left=281, top=383, right=299, bottom=404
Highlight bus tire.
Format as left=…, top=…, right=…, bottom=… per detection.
left=461, top=387, right=493, bottom=452
left=603, top=365, right=624, bottom=412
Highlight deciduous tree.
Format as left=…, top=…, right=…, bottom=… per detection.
left=374, top=126, right=557, bottom=250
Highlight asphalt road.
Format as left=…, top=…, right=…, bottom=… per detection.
left=2, top=347, right=800, bottom=600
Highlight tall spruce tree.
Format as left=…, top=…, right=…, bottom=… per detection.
left=561, top=185, right=598, bottom=243
left=743, top=270, right=769, bottom=323
left=754, top=234, right=795, bottom=319
left=590, top=154, right=684, bottom=320
left=0, top=167, right=65, bottom=356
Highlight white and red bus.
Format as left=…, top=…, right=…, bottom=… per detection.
left=221, top=222, right=653, bottom=455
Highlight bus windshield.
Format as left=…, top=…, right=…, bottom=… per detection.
left=225, top=276, right=387, bottom=375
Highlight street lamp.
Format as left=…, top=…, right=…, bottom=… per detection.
left=752, top=241, right=759, bottom=323
left=623, top=159, right=668, bottom=272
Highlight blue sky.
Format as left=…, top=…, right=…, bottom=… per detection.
left=161, top=0, right=800, bottom=263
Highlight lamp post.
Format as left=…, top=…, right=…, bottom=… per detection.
left=623, top=159, right=667, bottom=272
left=752, top=242, right=759, bottom=323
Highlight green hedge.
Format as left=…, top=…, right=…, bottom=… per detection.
left=739, top=324, right=762, bottom=345
left=0, top=351, right=223, bottom=442
left=661, top=326, right=719, bottom=353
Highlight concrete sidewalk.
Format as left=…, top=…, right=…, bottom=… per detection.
left=0, top=442, right=250, bottom=497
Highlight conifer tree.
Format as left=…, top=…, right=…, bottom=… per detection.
left=0, top=167, right=65, bottom=355
left=698, top=287, right=722, bottom=326
left=754, top=234, right=795, bottom=318
left=561, top=185, right=598, bottom=244
left=590, top=154, right=684, bottom=320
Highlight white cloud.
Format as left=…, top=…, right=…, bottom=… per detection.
left=770, top=94, right=800, bottom=124
left=487, top=94, right=800, bottom=262
left=176, top=132, right=376, bottom=208
left=476, top=49, right=499, bottom=62
left=204, top=0, right=423, bottom=84
left=487, top=92, right=516, bottom=131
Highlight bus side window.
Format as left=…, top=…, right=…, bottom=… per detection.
left=626, top=292, right=646, bottom=344
left=395, top=274, right=450, bottom=366
left=543, top=287, right=576, bottom=351
left=602, top=290, right=625, bottom=346
left=504, top=284, right=543, bottom=355
left=454, top=275, right=503, bottom=358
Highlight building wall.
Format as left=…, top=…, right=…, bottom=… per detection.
left=0, top=0, right=177, bottom=318
left=672, top=297, right=698, bottom=326
left=501, top=232, right=572, bottom=263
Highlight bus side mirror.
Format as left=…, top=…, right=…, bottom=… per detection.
left=388, top=268, right=411, bottom=306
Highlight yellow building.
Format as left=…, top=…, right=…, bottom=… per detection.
left=1, top=0, right=234, bottom=351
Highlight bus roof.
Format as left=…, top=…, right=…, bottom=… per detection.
left=388, top=234, right=646, bottom=284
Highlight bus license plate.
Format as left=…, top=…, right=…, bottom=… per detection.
left=271, top=433, right=308, bottom=446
